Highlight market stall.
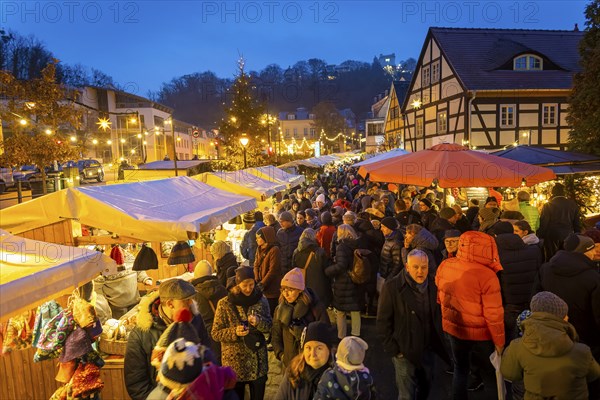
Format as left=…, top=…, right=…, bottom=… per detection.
left=125, top=159, right=211, bottom=181
left=354, top=148, right=409, bottom=167
left=193, top=170, right=287, bottom=201
left=245, top=165, right=306, bottom=188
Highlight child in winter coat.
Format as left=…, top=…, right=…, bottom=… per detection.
left=314, top=336, right=376, bottom=400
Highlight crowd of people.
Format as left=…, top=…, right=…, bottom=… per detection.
left=123, top=164, right=600, bottom=400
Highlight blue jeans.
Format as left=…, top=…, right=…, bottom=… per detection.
left=447, top=334, right=498, bottom=400
left=391, top=350, right=434, bottom=400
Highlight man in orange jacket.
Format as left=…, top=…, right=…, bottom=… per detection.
left=436, top=231, right=505, bottom=400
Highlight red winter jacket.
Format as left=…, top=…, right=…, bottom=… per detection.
left=435, top=231, right=505, bottom=347
left=316, top=225, right=336, bottom=259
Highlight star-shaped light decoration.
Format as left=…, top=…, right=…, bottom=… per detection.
left=97, top=117, right=111, bottom=131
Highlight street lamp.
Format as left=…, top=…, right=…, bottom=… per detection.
left=239, top=134, right=249, bottom=169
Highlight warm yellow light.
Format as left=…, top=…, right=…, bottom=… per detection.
left=70, top=136, right=77, bottom=142
left=120, top=138, right=126, bottom=143
left=144, top=131, right=148, bottom=136
left=176, top=137, right=182, bottom=142
left=130, top=149, right=136, bottom=154
left=143, top=141, right=147, bottom=145
left=230, top=116, right=237, bottom=123
left=137, top=133, right=142, bottom=138
left=19, top=119, right=27, bottom=125
left=92, top=139, right=98, bottom=145
left=513, top=141, right=519, bottom=147
left=107, top=140, right=112, bottom=145
left=239, top=136, right=249, bottom=147
left=25, top=102, right=36, bottom=109
left=45, top=129, right=52, bottom=135
left=97, top=118, right=111, bottom=131
left=411, top=99, right=422, bottom=109
left=129, top=117, right=137, bottom=124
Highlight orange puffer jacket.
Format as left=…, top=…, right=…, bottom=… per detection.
left=435, top=231, right=505, bottom=347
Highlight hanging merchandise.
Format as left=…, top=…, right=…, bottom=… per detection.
left=1, top=309, right=36, bottom=354
left=34, top=309, right=76, bottom=362
left=132, top=243, right=159, bottom=271
left=109, top=245, right=125, bottom=265
left=168, top=241, right=196, bottom=266
left=69, top=362, right=105, bottom=398
left=32, top=300, right=63, bottom=348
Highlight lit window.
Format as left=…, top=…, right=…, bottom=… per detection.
left=514, top=55, right=543, bottom=71
left=422, top=65, right=430, bottom=87
left=287, top=114, right=295, bottom=120
left=500, top=105, right=516, bottom=128
left=542, top=104, right=558, bottom=127
left=293, top=128, right=298, bottom=138
left=416, top=118, right=424, bottom=138
left=437, top=111, right=447, bottom=134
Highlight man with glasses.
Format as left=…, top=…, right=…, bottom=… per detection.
left=442, top=230, right=461, bottom=260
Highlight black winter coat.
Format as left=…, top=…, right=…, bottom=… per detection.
left=465, top=206, right=480, bottom=226
left=420, top=209, right=438, bottom=231
left=495, top=233, right=542, bottom=310
left=277, top=225, right=305, bottom=273
left=533, top=250, right=600, bottom=360
left=395, top=210, right=422, bottom=228
left=274, top=364, right=331, bottom=400
left=216, top=252, right=238, bottom=288
left=192, top=276, right=227, bottom=330
left=376, top=272, right=448, bottom=366
left=292, top=243, right=332, bottom=307
left=429, top=217, right=456, bottom=252
left=241, top=221, right=266, bottom=266
left=380, top=230, right=404, bottom=279
left=325, top=238, right=361, bottom=311
left=271, top=289, right=329, bottom=367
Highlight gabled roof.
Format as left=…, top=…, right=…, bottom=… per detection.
left=430, top=27, right=583, bottom=90
left=392, top=81, right=410, bottom=105
left=492, top=145, right=600, bottom=175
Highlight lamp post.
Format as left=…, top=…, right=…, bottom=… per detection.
left=239, top=134, right=249, bottom=169
left=165, top=117, right=179, bottom=176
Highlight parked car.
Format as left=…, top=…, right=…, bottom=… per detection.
left=72, top=159, right=104, bottom=182
left=0, top=167, right=15, bottom=194
left=12, top=165, right=38, bottom=188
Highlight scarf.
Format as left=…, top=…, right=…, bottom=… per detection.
left=404, top=268, right=428, bottom=294
left=228, top=287, right=263, bottom=309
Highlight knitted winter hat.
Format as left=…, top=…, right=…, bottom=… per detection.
left=151, top=308, right=200, bottom=369
left=478, top=207, right=500, bottom=222
left=439, top=207, right=456, bottom=220
left=316, top=194, right=326, bottom=204
left=279, top=211, right=294, bottom=223
left=159, top=279, right=197, bottom=300
left=485, top=196, right=499, bottom=205
left=419, top=198, right=432, bottom=208
left=563, top=233, right=595, bottom=254
left=168, top=241, right=196, bottom=265
left=132, top=245, right=159, bottom=271
left=321, top=211, right=333, bottom=226
left=193, top=260, right=213, bottom=279
left=209, top=241, right=231, bottom=260
left=444, top=229, right=461, bottom=239
left=331, top=206, right=345, bottom=219
left=530, top=291, right=568, bottom=319
left=235, top=266, right=255, bottom=284
left=109, top=245, right=125, bottom=265
left=301, top=321, right=335, bottom=349
left=242, top=211, right=255, bottom=224
left=380, top=217, right=398, bottom=231
left=158, top=338, right=204, bottom=391
left=336, top=336, right=368, bottom=371
left=494, top=221, right=515, bottom=235
left=281, top=268, right=305, bottom=291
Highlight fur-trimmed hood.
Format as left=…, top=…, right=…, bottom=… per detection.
left=136, top=290, right=201, bottom=332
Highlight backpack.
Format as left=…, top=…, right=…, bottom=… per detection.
left=349, top=249, right=373, bottom=284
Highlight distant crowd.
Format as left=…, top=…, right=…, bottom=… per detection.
left=123, top=164, right=600, bottom=400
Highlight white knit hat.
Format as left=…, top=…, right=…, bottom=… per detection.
left=193, top=260, right=213, bottom=278
left=316, top=194, right=326, bottom=203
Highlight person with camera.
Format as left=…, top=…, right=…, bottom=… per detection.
left=212, top=267, right=272, bottom=400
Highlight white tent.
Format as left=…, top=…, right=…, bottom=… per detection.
left=0, top=230, right=116, bottom=321
left=245, top=166, right=305, bottom=188
left=354, top=148, right=410, bottom=167
left=194, top=171, right=287, bottom=200
left=0, top=177, right=257, bottom=242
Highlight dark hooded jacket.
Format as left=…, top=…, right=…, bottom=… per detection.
left=192, top=276, right=227, bottom=331
left=495, top=233, right=542, bottom=310
left=241, top=221, right=266, bottom=266
left=380, top=230, right=404, bottom=279
left=420, top=208, right=438, bottom=231
left=216, top=252, right=239, bottom=288
left=533, top=250, right=600, bottom=359
left=254, top=226, right=282, bottom=299
left=271, top=288, right=329, bottom=366
left=401, top=228, right=440, bottom=277
left=275, top=363, right=332, bottom=400
left=501, top=312, right=600, bottom=400
left=277, top=224, right=305, bottom=274
left=325, top=238, right=361, bottom=311
left=124, top=292, right=211, bottom=400
left=429, top=217, right=456, bottom=253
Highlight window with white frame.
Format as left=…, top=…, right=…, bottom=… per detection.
left=310, top=128, right=316, bottom=137
left=415, top=117, right=424, bottom=138
left=421, top=65, right=430, bottom=87
left=287, top=114, right=296, bottom=120
left=285, top=128, right=290, bottom=138
left=542, top=104, right=558, bottom=127
left=437, top=111, right=447, bottom=134
left=513, top=54, right=543, bottom=71
left=293, top=128, right=298, bottom=138
left=500, top=105, right=516, bottom=128
left=432, top=61, right=440, bottom=83
left=304, top=128, right=308, bottom=136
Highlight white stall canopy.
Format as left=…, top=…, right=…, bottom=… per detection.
left=194, top=170, right=287, bottom=200
left=0, top=230, right=116, bottom=321
left=354, top=148, right=410, bottom=167
left=0, top=177, right=258, bottom=242
left=245, top=166, right=305, bottom=188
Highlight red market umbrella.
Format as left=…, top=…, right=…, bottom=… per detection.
left=357, top=143, right=556, bottom=188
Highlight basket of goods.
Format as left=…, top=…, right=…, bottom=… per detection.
left=99, top=318, right=131, bottom=355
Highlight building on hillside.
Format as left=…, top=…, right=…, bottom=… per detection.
left=398, top=27, right=583, bottom=152
left=383, top=81, right=410, bottom=150
left=378, top=53, right=396, bottom=68
left=77, top=87, right=215, bottom=163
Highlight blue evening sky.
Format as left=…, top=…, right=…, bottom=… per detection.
left=3, top=1, right=588, bottom=95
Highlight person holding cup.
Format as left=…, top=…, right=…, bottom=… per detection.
left=212, top=267, right=272, bottom=400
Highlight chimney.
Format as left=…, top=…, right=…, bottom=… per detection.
left=574, top=23, right=579, bottom=31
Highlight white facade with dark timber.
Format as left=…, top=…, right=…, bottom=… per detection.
left=400, top=28, right=583, bottom=152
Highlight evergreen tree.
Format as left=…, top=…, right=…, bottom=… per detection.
left=567, top=0, right=600, bottom=155
left=217, top=58, right=267, bottom=169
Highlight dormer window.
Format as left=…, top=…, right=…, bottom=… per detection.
left=514, top=54, right=543, bottom=71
